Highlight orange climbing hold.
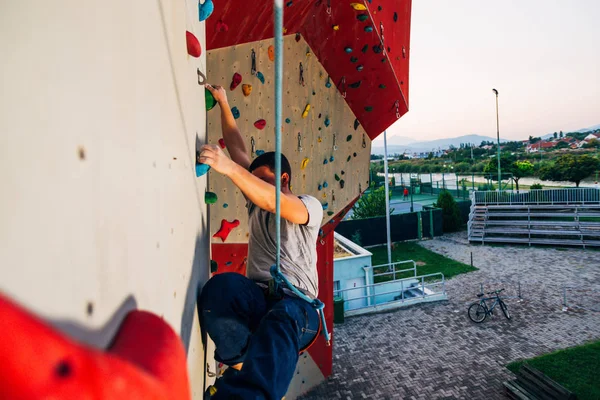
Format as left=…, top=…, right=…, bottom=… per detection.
left=186, top=31, right=202, bottom=58
left=268, top=45, right=275, bottom=61
left=230, top=73, right=242, bottom=91
left=0, top=293, right=191, bottom=400
left=254, top=119, right=267, bottom=130
left=213, top=219, right=240, bottom=242
left=242, top=84, right=253, bottom=96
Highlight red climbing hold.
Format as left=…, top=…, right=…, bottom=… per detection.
left=186, top=31, right=201, bottom=58
left=213, top=219, right=240, bottom=242
left=216, top=19, right=229, bottom=33
left=254, top=119, right=267, bottom=130
left=230, top=73, right=242, bottom=91
left=218, top=138, right=226, bottom=149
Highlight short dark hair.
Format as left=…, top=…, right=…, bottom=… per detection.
left=249, top=152, right=292, bottom=186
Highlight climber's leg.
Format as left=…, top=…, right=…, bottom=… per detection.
left=198, top=273, right=267, bottom=366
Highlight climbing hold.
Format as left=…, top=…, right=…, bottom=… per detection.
left=379, top=84, right=386, bottom=89
left=295, top=32, right=301, bottom=42
left=318, top=136, right=322, bottom=143
left=285, top=118, right=291, bottom=124
left=341, top=170, right=345, bottom=175
left=318, top=113, right=322, bottom=118
left=322, top=203, right=329, bottom=210
left=378, top=5, right=382, bottom=11
left=218, top=138, right=226, bottom=149
left=364, top=26, right=373, bottom=32
left=332, top=25, right=340, bottom=31
left=340, top=180, right=345, bottom=189
left=287, top=1, right=293, bottom=7
left=254, top=119, right=266, bottom=130
left=230, top=73, right=242, bottom=91
left=301, top=158, right=310, bottom=170
left=323, top=181, right=329, bottom=188
left=268, top=45, right=275, bottom=61
left=256, top=71, right=265, bottom=84
left=373, top=45, right=382, bottom=53
left=325, top=76, right=332, bottom=88
left=256, top=149, right=265, bottom=156
left=394, top=12, right=398, bottom=22
left=362, top=44, right=369, bottom=53
left=327, top=211, right=334, bottom=216
left=302, top=104, right=311, bottom=118
left=195, top=163, right=210, bottom=177
left=365, top=106, right=373, bottom=112
left=231, top=106, right=240, bottom=119
left=349, top=81, right=361, bottom=89
left=242, top=84, right=252, bottom=96
left=335, top=174, right=340, bottom=181
left=353, top=152, right=357, bottom=157
left=205, top=88, right=217, bottom=111
left=346, top=135, right=353, bottom=142
left=323, top=158, right=328, bottom=165
left=205, top=192, right=218, bottom=204
left=347, top=155, right=351, bottom=162
left=330, top=156, right=334, bottom=162
left=350, top=56, right=358, bottom=63
left=213, top=219, right=240, bottom=242
left=211, top=260, right=218, bottom=272
left=198, top=0, right=214, bottom=21
left=186, top=31, right=202, bottom=58
left=344, top=47, right=353, bottom=53
left=357, top=14, right=368, bottom=22
left=216, top=19, right=229, bottom=32
left=318, top=184, right=322, bottom=191
left=350, top=3, right=367, bottom=10
left=225, top=261, right=232, bottom=266
left=324, top=118, right=331, bottom=127
left=357, top=65, right=364, bottom=72
left=354, top=119, right=360, bottom=130
left=223, top=203, right=229, bottom=208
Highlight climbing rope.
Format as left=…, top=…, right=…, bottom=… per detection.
left=270, top=0, right=331, bottom=346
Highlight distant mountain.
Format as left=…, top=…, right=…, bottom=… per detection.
left=371, top=134, right=506, bottom=155
left=372, top=135, right=418, bottom=146
left=576, top=124, right=600, bottom=133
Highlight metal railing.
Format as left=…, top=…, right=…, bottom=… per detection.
left=473, top=188, right=600, bottom=206
left=334, top=273, right=446, bottom=314
left=372, top=260, right=417, bottom=281
left=563, top=286, right=600, bottom=312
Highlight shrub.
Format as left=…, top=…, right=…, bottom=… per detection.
left=433, top=190, right=462, bottom=232
left=530, top=183, right=543, bottom=190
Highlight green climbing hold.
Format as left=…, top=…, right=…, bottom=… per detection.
left=365, top=106, right=373, bottom=112
left=350, top=56, right=358, bottom=63
left=357, top=14, right=368, bottom=22
left=394, top=12, right=398, bottom=22
left=354, top=119, right=360, bottom=130
left=327, top=211, right=334, bottom=216
left=349, top=81, right=361, bottom=88
left=335, top=174, right=341, bottom=181
left=346, top=135, right=352, bottom=142
left=361, top=44, right=369, bottom=53
left=205, top=191, right=218, bottom=204
left=210, top=260, right=218, bottom=273
left=285, top=118, right=291, bottom=123
left=347, top=155, right=351, bottom=162
left=205, top=88, right=217, bottom=111
left=379, top=84, right=386, bottom=89
left=377, top=5, right=382, bottom=11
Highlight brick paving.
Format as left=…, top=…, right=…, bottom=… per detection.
left=301, top=232, right=600, bottom=400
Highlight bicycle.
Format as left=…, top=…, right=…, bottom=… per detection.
left=468, top=288, right=511, bottom=323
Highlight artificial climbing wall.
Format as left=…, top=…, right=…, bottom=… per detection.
left=0, top=1, right=212, bottom=398
left=207, top=35, right=372, bottom=244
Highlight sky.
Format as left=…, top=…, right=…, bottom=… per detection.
left=377, top=0, right=600, bottom=143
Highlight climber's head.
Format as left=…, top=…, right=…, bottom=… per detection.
left=249, top=152, right=292, bottom=190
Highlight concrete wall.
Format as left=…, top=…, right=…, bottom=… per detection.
left=0, top=1, right=211, bottom=397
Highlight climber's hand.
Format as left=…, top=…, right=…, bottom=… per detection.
left=199, top=144, right=235, bottom=176
left=206, top=84, right=228, bottom=105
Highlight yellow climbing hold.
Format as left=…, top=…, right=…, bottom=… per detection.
left=301, top=157, right=310, bottom=170
left=242, top=84, right=252, bottom=96
left=302, top=104, right=311, bottom=118
left=317, top=136, right=322, bottom=143
left=350, top=3, right=367, bottom=10
left=333, top=25, right=340, bottom=31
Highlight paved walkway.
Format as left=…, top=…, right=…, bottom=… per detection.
left=301, top=233, right=600, bottom=399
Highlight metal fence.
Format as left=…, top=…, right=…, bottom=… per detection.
left=473, top=188, right=600, bottom=206
left=372, top=260, right=417, bottom=281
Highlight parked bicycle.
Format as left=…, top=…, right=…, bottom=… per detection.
left=468, top=288, right=511, bottom=323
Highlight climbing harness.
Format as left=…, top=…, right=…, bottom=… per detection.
left=251, top=49, right=257, bottom=76
left=269, top=0, right=331, bottom=347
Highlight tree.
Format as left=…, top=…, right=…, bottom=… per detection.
left=511, top=160, right=534, bottom=191
left=538, top=154, right=600, bottom=187
left=351, top=185, right=394, bottom=219
left=559, top=132, right=564, bottom=138
left=483, top=154, right=516, bottom=182
left=583, top=138, right=599, bottom=149
left=553, top=132, right=558, bottom=139
left=433, top=190, right=462, bottom=232
left=555, top=141, right=570, bottom=149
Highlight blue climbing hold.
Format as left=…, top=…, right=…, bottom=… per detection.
left=318, top=184, right=322, bottom=191
left=350, top=56, right=358, bottom=63
left=364, top=26, right=373, bottom=32
left=330, top=156, right=334, bottom=162
left=256, top=150, right=265, bottom=156
left=324, top=118, right=330, bottom=127
left=323, top=181, right=329, bottom=188
left=231, top=107, right=240, bottom=119
left=198, top=0, right=214, bottom=22
left=256, top=71, right=265, bottom=84
left=344, top=47, right=353, bottom=53
left=322, top=202, right=329, bottom=210
left=285, top=118, right=291, bottom=123
left=223, top=203, right=229, bottom=208
left=357, top=65, right=364, bottom=72
left=323, top=159, right=328, bottom=165
left=196, top=163, right=210, bottom=177
left=286, top=0, right=293, bottom=6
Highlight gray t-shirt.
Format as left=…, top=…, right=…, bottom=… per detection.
left=246, top=195, right=323, bottom=298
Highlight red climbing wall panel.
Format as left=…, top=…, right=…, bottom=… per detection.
left=206, top=0, right=412, bottom=141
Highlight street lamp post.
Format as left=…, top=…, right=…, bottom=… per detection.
left=493, top=89, right=501, bottom=190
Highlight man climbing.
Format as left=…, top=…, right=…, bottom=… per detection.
left=198, top=84, right=323, bottom=400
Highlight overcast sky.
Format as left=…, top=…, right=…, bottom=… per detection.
left=378, top=0, right=600, bottom=143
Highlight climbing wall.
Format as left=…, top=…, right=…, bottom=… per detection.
left=207, top=35, right=372, bottom=244
left=0, top=1, right=212, bottom=398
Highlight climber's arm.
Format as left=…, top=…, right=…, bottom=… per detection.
left=198, top=145, right=309, bottom=225
left=206, top=84, right=251, bottom=170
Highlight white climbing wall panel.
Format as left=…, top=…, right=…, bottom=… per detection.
left=207, top=35, right=372, bottom=243
left=0, top=1, right=211, bottom=398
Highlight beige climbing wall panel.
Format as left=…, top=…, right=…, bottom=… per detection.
left=207, top=35, right=372, bottom=243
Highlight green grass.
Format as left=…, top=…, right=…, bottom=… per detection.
left=506, top=340, right=600, bottom=399
left=369, top=241, right=477, bottom=282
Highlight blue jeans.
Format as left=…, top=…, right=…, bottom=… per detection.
left=198, top=272, right=320, bottom=400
